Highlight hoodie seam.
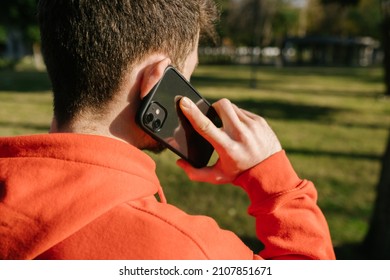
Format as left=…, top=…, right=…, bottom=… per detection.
left=127, top=203, right=211, bottom=259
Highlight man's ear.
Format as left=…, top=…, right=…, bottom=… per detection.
left=140, top=57, right=171, bottom=99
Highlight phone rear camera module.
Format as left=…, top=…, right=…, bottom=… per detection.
left=144, top=113, right=154, bottom=124
left=152, top=119, right=162, bottom=131
left=144, top=102, right=167, bottom=132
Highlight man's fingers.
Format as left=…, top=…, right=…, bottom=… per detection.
left=178, top=97, right=282, bottom=184
left=212, top=99, right=242, bottom=131
left=179, top=97, right=228, bottom=147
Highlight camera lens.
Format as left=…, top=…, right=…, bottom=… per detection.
left=152, top=119, right=162, bottom=131
left=144, top=113, right=154, bottom=124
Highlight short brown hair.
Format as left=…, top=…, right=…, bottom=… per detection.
left=38, top=0, right=218, bottom=127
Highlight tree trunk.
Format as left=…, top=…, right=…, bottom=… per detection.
left=32, top=42, right=45, bottom=71
left=383, top=15, right=390, bottom=96
left=363, top=131, right=390, bottom=259
left=361, top=0, right=390, bottom=259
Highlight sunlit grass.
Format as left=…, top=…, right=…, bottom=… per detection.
left=1, top=65, right=388, bottom=258
left=0, top=70, right=52, bottom=135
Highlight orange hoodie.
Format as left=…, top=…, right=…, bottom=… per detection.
left=0, top=133, right=335, bottom=259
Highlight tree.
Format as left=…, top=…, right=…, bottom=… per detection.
left=214, top=0, right=231, bottom=43
left=362, top=0, right=390, bottom=259
left=0, top=0, right=42, bottom=69
left=381, top=0, right=390, bottom=96
left=306, top=0, right=382, bottom=39
left=225, top=0, right=301, bottom=47
left=363, top=130, right=390, bottom=259
left=306, top=0, right=355, bottom=36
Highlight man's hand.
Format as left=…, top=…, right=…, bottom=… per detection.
left=176, top=97, right=282, bottom=184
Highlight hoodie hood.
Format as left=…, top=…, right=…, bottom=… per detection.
left=0, top=133, right=161, bottom=259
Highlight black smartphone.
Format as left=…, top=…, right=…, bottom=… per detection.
left=136, top=66, right=220, bottom=168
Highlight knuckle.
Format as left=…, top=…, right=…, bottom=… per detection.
left=247, top=119, right=261, bottom=131
left=252, top=113, right=265, bottom=123
left=231, top=127, right=248, bottom=142
left=228, top=142, right=240, bottom=153
left=249, top=115, right=267, bottom=130
left=215, top=98, right=231, bottom=108
left=199, top=118, right=212, bottom=133
left=220, top=98, right=231, bottom=104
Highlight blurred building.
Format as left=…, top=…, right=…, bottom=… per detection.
left=281, top=36, right=382, bottom=67
left=199, top=36, right=382, bottom=67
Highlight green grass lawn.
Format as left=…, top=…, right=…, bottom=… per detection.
left=1, top=65, right=389, bottom=259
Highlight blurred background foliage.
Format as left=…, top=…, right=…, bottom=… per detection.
left=0, top=1, right=386, bottom=61
left=1, top=0, right=390, bottom=259
left=215, top=0, right=381, bottom=46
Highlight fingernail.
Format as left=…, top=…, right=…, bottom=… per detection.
left=180, top=97, right=192, bottom=110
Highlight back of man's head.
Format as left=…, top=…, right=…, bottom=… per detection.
left=37, top=0, right=217, bottom=128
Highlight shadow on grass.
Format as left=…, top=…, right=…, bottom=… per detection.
left=285, top=148, right=381, bottom=161
left=207, top=97, right=341, bottom=123
left=261, top=66, right=383, bottom=84
left=207, top=97, right=390, bottom=131
left=334, top=243, right=366, bottom=260
left=192, top=65, right=384, bottom=99
left=193, top=65, right=383, bottom=81
left=192, top=75, right=253, bottom=89
left=237, top=99, right=341, bottom=122
left=258, top=86, right=385, bottom=99
left=0, top=70, right=51, bottom=92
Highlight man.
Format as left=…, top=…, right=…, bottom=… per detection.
left=0, top=0, right=335, bottom=259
